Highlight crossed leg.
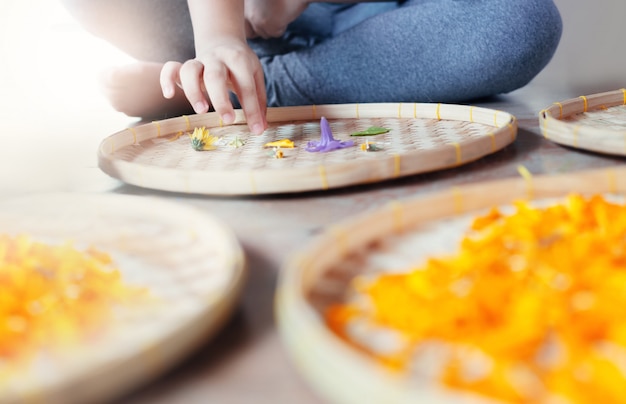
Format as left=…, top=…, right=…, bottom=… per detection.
left=98, top=62, right=193, bottom=119
left=62, top=0, right=562, bottom=119
left=62, top=0, right=195, bottom=118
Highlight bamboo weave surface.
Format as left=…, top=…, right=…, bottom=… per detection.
left=540, top=89, right=626, bottom=156
left=98, top=103, right=517, bottom=195
left=0, top=193, right=245, bottom=404
left=276, top=165, right=626, bottom=404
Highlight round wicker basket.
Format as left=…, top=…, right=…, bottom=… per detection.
left=0, top=193, right=245, bottom=404
left=539, top=88, right=626, bottom=156
left=98, top=103, right=517, bottom=195
left=276, top=165, right=626, bottom=404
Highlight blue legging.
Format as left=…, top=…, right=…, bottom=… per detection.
left=62, top=0, right=562, bottom=106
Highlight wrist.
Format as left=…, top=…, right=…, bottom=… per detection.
left=194, top=35, right=248, bottom=57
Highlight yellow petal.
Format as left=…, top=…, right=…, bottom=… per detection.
left=264, top=139, right=295, bottom=148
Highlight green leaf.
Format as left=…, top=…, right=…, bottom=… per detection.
left=350, top=126, right=390, bottom=136
left=190, top=137, right=205, bottom=151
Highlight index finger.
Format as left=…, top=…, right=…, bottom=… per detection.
left=202, top=63, right=236, bottom=125
left=229, top=62, right=267, bottom=135
left=160, top=61, right=183, bottom=98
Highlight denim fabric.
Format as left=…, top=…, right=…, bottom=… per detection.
left=62, top=0, right=562, bottom=106
left=262, top=0, right=563, bottom=105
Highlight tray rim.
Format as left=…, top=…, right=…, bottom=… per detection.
left=98, top=103, right=517, bottom=195
left=275, top=165, right=626, bottom=404
left=539, top=88, right=626, bottom=156
left=0, top=192, right=247, bottom=404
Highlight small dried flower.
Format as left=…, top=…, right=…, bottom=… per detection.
left=360, top=140, right=383, bottom=152
left=306, top=117, right=354, bottom=152
left=189, top=127, right=218, bottom=151
left=228, top=136, right=246, bottom=148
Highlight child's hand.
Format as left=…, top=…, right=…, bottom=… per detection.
left=160, top=37, right=267, bottom=135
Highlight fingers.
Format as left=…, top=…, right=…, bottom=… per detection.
left=161, top=60, right=210, bottom=114
left=160, top=61, right=182, bottom=99
left=180, top=60, right=210, bottom=114
left=245, top=66, right=267, bottom=135
left=203, top=63, right=235, bottom=125
left=160, top=50, right=267, bottom=134
left=228, top=60, right=267, bottom=134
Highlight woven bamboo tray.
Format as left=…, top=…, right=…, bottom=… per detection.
left=539, top=88, right=626, bottom=156
left=0, top=193, right=245, bottom=404
left=98, top=103, right=517, bottom=195
left=275, top=165, right=626, bottom=404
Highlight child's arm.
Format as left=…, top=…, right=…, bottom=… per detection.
left=244, top=0, right=310, bottom=39
left=244, top=0, right=395, bottom=39
left=161, top=0, right=267, bottom=135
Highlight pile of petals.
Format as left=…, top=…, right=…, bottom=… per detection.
left=306, top=117, right=354, bottom=152
left=327, top=194, right=626, bottom=403
left=0, top=235, right=147, bottom=371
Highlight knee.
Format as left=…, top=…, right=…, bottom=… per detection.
left=486, top=0, right=563, bottom=93
left=400, top=0, right=563, bottom=101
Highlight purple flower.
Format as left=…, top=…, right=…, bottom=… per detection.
left=306, top=117, right=354, bottom=152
